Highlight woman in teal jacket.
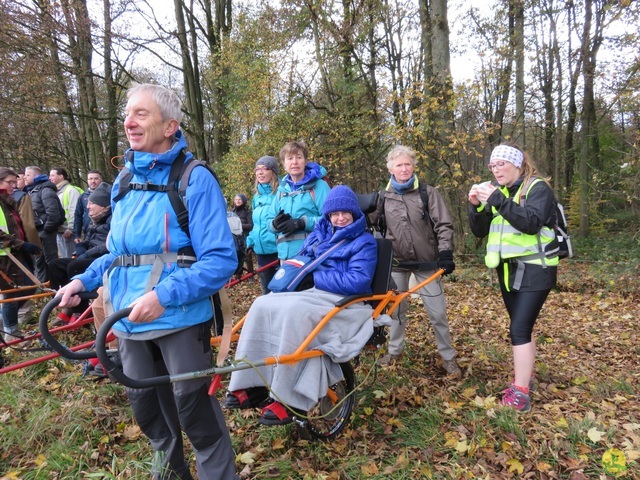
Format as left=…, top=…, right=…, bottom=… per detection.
left=246, top=155, right=280, bottom=294
left=268, top=141, right=330, bottom=260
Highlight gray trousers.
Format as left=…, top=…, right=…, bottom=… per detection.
left=119, top=323, right=237, bottom=480
left=56, top=232, right=76, bottom=258
left=388, top=270, right=456, bottom=361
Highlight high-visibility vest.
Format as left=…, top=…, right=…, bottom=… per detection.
left=61, top=184, right=84, bottom=221
left=0, top=205, right=9, bottom=256
left=485, top=180, right=558, bottom=269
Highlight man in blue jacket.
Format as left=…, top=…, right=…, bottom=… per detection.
left=73, top=169, right=104, bottom=243
left=58, top=83, right=238, bottom=480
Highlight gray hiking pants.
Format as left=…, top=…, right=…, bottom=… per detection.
left=119, top=323, right=237, bottom=480
left=388, top=270, right=456, bottom=361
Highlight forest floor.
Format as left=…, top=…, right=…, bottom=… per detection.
left=0, top=257, right=638, bottom=479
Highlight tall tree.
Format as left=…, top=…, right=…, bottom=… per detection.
left=512, top=0, right=525, bottom=143
left=577, top=0, right=603, bottom=236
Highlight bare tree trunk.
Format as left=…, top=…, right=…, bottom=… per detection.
left=513, top=0, right=525, bottom=144
left=34, top=0, right=84, bottom=165
left=382, top=0, right=405, bottom=126
left=563, top=2, right=582, bottom=197
left=103, top=0, right=120, bottom=177
left=210, top=0, right=232, bottom=164
left=174, top=0, right=206, bottom=161
left=173, top=0, right=232, bottom=163
left=551, top=2, right=564, bottom=200
left=60, top=0, right=104, bottom=175
left=578, top=0, right=604, bottom=237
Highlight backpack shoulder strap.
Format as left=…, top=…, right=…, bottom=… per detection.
left=113, top=150, right=136, bottom=203
left=418, top=182, right=429, bottom=212
left=377, top=188, right=387, bottom=237
left=171, top=154, right=220, bottom=237
left=518, top=176, right=542, bottom=207
left=418, top=182, right=435, bottom=229
left=165, top=150, right=190, bottom=236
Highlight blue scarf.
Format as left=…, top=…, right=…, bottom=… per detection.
left=285, top=162, right=324, bottom=191
left=390, top=174, right=416, bottom=195
left=257, top=183, right=273, bottom=196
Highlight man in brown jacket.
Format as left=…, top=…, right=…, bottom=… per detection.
left=371, top=145, right=461, bottom=377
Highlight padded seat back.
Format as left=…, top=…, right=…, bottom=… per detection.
left=371, top=237, right=393, bottom=295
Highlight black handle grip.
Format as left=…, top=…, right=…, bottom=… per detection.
left=95, top=308, right=171, bottom=388
left=39, top=292, right=99, bottom=360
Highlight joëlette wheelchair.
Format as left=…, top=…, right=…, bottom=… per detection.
left=38, top=193, right=444, bottom=440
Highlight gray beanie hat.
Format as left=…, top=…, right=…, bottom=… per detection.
left=255, top=155, right=279, bottom=174
left=88, top=182, right=112, bottom=207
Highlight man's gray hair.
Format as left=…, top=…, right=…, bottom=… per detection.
left=127, top=83, right=182, bottom=123
left=386, top=145, right=417, bottom=169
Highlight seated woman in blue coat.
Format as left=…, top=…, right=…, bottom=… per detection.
left=224, top=185, right=378, bottom=425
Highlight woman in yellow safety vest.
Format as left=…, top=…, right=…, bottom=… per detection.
left=0, top=167, right=42, bottom=342
left=467, top=144, right=559, bottom=413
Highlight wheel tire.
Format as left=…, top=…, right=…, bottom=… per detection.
left=303, top=362, right=356, bottom=440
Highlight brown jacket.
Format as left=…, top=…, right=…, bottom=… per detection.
left=15, top=192, right=41, bottom=246
left=370, top=178, right=454, bottom=266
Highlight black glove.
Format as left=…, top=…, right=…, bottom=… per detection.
left=280, top=217, right=305, bottom=236
left=21, top=242, right=42, bottom=255
left=438, top=250, right=455, bottom=275
left=272, top=210, right=292, bottom=232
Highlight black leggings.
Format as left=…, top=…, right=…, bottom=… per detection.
left=500, top=288, right=551, bottom=346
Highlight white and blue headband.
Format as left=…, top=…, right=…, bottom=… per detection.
left=490, top=145, right=524, bottom=168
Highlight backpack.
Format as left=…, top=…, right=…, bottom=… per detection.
left=226, top=212, right=246, bottom=274
left=376, top=182, right=433, bottom=237
left=520, top=177, right=573, bottom=260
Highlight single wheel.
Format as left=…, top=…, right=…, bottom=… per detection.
left=302, top=362, right=355, bottom=440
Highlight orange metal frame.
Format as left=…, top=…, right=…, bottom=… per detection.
left=210, top=269, right=444, bottom=371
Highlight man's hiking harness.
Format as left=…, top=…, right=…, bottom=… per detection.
left=110, top=150, right=234, bottom=371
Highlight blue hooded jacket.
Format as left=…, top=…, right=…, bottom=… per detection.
left=246, top=183, right=278, bottom=255
left=268, top=162, right=330, bottom=260
left=299, top=207, right=377, bottom=296
left=74, top=131, right=237, bottom=334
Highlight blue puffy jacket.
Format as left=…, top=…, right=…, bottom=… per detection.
left=299, top=210, right=377, bottom=296
left=268, top=162, right=330, bottom=260
left=246, top=183, right=278, bottom=255
left=74, top=132, right=237, bottom=334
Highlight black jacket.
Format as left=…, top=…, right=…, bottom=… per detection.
left=28, top=178, right=64, bottom=233
left=232, top=204, right=253, bottom=235
left=75, top=212, right=111, bottom=259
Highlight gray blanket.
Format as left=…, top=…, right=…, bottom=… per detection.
left=227, top=288, right=373, bottom=411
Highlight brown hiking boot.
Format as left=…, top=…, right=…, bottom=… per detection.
left=442, top=358, right=462, bottom=378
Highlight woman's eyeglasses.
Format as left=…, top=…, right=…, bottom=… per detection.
left=0, top=179, right=18, bottom=186
left=486, top=161, right=507, bottom=171
left=329, top=211, right=352, bottom=219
